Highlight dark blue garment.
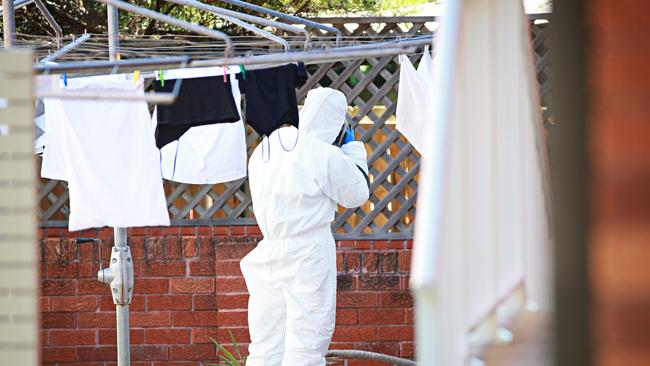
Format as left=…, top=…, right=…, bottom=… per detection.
left=154, top=75, right=240, bottom=148
left=236, top=63, right=308, bottom=137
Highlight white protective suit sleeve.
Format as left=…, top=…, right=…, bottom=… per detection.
left=316, top=141, right=369, bottom=209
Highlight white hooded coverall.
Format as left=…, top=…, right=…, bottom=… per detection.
left=242, top=87, right=370, bottom=366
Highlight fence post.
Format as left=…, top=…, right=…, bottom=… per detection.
left=0, top=49, right=39, bottom=365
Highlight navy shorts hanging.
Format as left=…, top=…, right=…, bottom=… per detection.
left=154, top=75, right=240, bottom=148
left=237, top=63, right=308, bottom=137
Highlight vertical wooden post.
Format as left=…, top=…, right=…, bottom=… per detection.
left=0, top=49, right=38, bottom=365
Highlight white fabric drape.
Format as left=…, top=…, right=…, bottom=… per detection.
left=396, top=47, right=435, bottom=156
left=157, top=72, right=247, bottom=184
left=43, top=75, right=170, bottom=231
left=411, top=0, right=552, bottom=365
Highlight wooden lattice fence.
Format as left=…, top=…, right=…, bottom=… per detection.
left=38, top=15, right=552, bottom=240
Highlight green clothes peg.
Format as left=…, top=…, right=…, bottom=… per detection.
left=240, top=65, right=247, bottom=80
left=158, top=70, right=165, bottom=87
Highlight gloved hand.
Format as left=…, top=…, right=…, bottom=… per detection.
left=343, top=127, right=355, bottom=145
left=341, top=140, right=369, bottom=175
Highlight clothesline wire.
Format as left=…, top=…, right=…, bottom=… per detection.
left=16, top=32, right=433, bottom=41
left=16, top=32, right=433, bottom=62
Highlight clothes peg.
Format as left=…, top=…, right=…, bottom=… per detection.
left=158, top=70, right=165, bottom=87
left=63, top=73, right=68, bottom=87
left=116, top=52, right=121, bottom=61
left=222, top=67, right=228, bottom=83
left=133, top=70, right=141, bottom=84
left=240, top=65, right=247, bottom=80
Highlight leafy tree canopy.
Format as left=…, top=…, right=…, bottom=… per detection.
left=11, top=0, right=432, bottom=36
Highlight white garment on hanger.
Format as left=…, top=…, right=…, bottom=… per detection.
left=396, top=47, right=435, bottom=156
left=55, top=75, right=169, bottom=231
left=157, top=72, right=247, bottom=184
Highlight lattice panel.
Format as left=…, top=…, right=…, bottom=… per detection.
left=308, top=16, right=438, bottom=41
left=39, top=15, right=552, bottom=240
left=529, top=15, right=553, bottom=126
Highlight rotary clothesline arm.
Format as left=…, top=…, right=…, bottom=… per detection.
left=162, top=0, right=291, bottom=50
left=220, top=0, right=343, bottom=45
left=94, top=0, right=235, bottom=57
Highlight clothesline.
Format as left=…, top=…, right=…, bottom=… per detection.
left=32, top=34, right=431, bottom=103
left=18, top=32, right=434, bottom=62
left=36, top=61, right=320, bottom=231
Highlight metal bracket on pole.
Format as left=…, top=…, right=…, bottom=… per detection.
left=97, top=227, right=131, bottom=366
left=97, top=244, right=134, bottom=305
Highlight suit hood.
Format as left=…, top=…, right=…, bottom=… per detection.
left=298, top=87, right=347, bottom=144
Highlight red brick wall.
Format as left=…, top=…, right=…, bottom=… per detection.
left=588, top=1, right=650, bottom=366
left=39, top=226, right=414, bottom=365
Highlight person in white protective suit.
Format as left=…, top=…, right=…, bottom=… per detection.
left=242, top=87, right=370, bottom=366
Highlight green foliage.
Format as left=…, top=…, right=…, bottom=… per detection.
left=376, top=0, right=432, bottom=14
left=208, top=330, right=248, bottom=366
left=12, top=0, right=435, bottom=36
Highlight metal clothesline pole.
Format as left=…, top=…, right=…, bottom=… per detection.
left=1, top=0, right=16, bottom=48
left=104, top=3, right=132, bottom=366
left=112, top=227, right=131, bottom=366
left=107, top=4, right=119, bottom=61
